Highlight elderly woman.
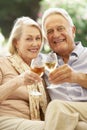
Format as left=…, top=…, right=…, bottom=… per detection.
left=0, top=16, right=49, bottom=130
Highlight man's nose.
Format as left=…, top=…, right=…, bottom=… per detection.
left=53, top=29, right=60, bottom=37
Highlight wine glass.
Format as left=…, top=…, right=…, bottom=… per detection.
left=45, top=52, right=58, bottom=89
left=31, top=54, right=45, bottom=77
left=30, top=53, right=45, bottom=96
left=45, top=52, right=58, bottom=72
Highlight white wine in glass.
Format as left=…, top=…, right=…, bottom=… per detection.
left=45, top=52, right=59, bottom=89
left=45, top=52, right=57, bottom=72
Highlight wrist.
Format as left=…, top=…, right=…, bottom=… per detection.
left=76, top=72, right=87, bottom=88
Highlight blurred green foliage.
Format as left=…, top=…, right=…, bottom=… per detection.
left=0, top=0, right=87, bottom=54
left=0, top=0, right=41, bottom=38
left=39, top=0, right=87, bottom=47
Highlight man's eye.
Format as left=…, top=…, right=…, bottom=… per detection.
left=57, top=27, right=65, bottom=32
left=47, top=30, right=53, bottom=34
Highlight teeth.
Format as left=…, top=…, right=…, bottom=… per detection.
left=29, top=48, right=39, bottom=53
left=54, top=39, right=64, bottom=44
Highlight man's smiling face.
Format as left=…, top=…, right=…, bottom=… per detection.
left=45, top=13, right=76, bottom=58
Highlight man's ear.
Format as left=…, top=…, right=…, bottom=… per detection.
left=73, top=26, right=76, bottom=33
left=72, top=26, right=76, bottom=38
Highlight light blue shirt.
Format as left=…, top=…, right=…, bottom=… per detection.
left=44, top=42, right=87, bottom=101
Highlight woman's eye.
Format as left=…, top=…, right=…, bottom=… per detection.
left=36, top=37, right=41, bottom=41
left=26, top=38, right=33, bottom=41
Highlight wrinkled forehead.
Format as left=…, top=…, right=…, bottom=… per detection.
left=43, top=13, right=70, bottom=35
left=45, top=13, right=67, bottom=24
left=44, top=12, right=71, bottom=27
left=42, top=8, right=74, bottom=27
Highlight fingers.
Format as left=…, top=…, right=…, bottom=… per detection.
left=49, top=64, right=68, bottom=79
left=20, top=70, right=42, bottom=86
left=26, top=71, right=41, bottom=81
left=48, top=64, right=73, bottom=84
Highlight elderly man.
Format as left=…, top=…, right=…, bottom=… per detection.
left=42, top=8, right=87, bottom=130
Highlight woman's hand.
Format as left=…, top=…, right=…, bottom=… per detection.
left=19, top=70, right=42, bottom=86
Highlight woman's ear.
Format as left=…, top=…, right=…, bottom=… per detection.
left=13, top=38, right=18, bottom=50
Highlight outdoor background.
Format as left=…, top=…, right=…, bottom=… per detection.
left=0, top=0, right=87, bottom=55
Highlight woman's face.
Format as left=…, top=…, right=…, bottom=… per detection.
left=15, top=25, right=42, bottom=64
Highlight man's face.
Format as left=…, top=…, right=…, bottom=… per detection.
left=44, top=14, right=76, bottom=57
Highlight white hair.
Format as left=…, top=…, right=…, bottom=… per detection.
left=42, top=8, right=74, bottom=37
left=8, top=16, right=43, bottom=54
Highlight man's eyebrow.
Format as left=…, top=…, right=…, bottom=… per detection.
left=26, top=34, right=41, bottom=37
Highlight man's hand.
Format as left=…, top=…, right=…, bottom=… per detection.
left=48, top=64, right=78, bottom=84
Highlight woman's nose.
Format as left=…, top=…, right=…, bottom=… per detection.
left=32, top=39, right=37, bottom=45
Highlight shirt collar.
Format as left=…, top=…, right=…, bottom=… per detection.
left=55, top=41, right=84, bottom=65
left=53, top=41, right=84, bottom=60
left=71, top=41, right=84, bottom=57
